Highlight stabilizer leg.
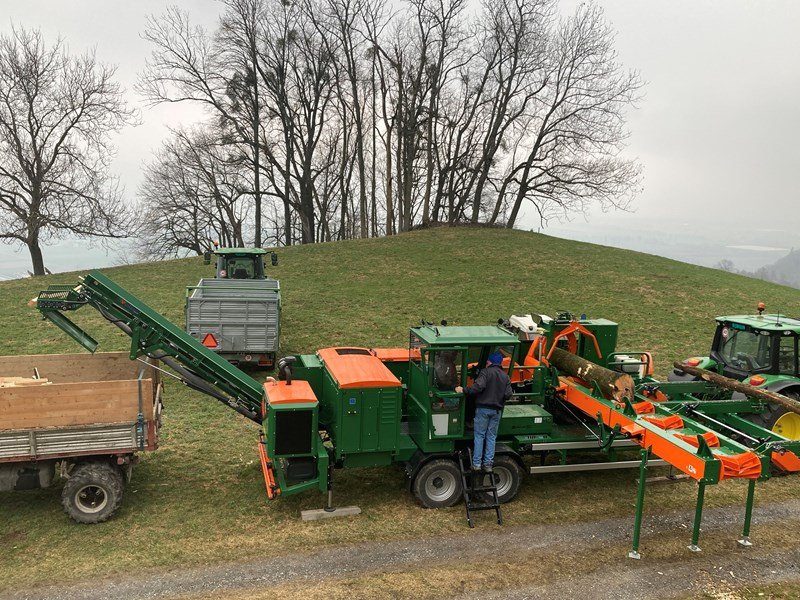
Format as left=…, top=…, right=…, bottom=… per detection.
left=628, top=448, right=649, bottom=560
left=688, top=482, right=706, bottom=552
left=738, top=479, right=756, bottom=547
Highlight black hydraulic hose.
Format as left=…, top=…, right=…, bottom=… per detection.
left=99, top=307, right=261, bottom=424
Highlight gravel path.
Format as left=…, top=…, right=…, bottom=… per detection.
left=457, top=547, right=800, bottom=600
left=4, top=500, right=799, bottom=600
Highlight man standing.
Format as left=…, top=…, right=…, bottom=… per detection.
left=456, top=351, right=513, bottom=472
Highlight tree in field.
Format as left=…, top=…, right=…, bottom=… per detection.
left=0, top=27, right=135, bottom=275
left=137, top=125, right=251, bottom=259
left=137, top=0, right=641, bottom=244
left=501, top=3, right=643, bottom=228
left=139, top=2, right=269, bottom=246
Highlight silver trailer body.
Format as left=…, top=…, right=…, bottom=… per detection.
left=0, top=422, right=151, bottom=462
left=185, top=278, right=281, bottom=365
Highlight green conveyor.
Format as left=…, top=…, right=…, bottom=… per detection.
left=36, top=271, right=265, bottom=422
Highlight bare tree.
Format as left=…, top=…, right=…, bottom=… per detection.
left=139, top=3, right=268, bottom=246
left=256, top=0, right=336, bottom=244
left=0, top=27, right=135, bottom=275
left=137, top=125, right=251, bottom=258
left=139, top=125, right=253, bottom=258
left=503, top=4, right=642, bottom=228
left=135, top=0, right=641, bottom=245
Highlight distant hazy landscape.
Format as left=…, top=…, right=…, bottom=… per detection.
left=4, top=212, right=796, bottom=287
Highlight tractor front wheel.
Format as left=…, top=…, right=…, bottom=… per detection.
left=412, top=459, right=463, bottom=508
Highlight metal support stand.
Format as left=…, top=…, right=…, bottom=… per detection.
left=324, top=459, right=336, bottom=512
left=628, top=448, right=649, bottom=560
left=300, top=452, right=361, bottom=521
left=688, top=482, right=706, bottom=552
left=738, top=479, right=756, bottom=547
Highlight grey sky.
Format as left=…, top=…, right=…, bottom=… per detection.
left=1, top=0, right=799, bottom=276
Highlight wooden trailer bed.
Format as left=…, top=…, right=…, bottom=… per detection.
left=0, top=352, right=162, bottom=463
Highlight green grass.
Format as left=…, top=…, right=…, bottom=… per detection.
left=1, top=227, right=800, bottom=590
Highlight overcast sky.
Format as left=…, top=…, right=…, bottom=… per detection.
left=1, top=0, right=799, bottom=276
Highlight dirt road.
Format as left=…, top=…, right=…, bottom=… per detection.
left=4, top=500, right=799, bottom=600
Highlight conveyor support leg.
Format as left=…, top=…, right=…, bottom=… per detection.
left=688, top=482, right=706, bottom=552
left=628, top=448, right=649, bottom=560
left=738, top=479, right=756, bottom=547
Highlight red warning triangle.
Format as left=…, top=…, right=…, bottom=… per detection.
left=202, top=333, right=218, bottom=348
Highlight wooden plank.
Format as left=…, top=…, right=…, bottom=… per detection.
left=0, top=377, right=51, bottom=388
left=0, top=352, right=148, bottom=384
left=0, top=379, right=154, bottom=430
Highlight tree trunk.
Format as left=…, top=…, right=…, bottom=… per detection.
left=384, top=125, right=394, bottom=236
left=550, top=347, right=635, bottom=402
left=28, top=237, right=45, bottom=276
left=506, top=162, right=531, bottom=229
left=299, top=172, right=315, bottom=244
left=422, top=90, right=435, bottom=226
left=673, top=362, right=800, bottom=417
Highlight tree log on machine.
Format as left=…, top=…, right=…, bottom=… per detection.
left=550, top=347, right=635, bottom=402
left=673, top=362, right=800, bottom=417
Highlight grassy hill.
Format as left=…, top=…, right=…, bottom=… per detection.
left=2, top=227, right=800, bottom=591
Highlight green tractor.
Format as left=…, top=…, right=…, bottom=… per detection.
left=670, top=303, right=800, bottom=440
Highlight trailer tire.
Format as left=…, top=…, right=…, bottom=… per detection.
left=492, top=455, right=523, bottom=503
left=412, top=459, right=462, bottom=508
left=61, top=462, right=124, bottom=524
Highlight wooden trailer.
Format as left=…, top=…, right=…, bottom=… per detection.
left=0, top=352, right=162, bottom=523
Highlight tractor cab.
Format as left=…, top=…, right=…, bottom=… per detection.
left=203, top=247, right=277, bottom=280
left=710, top=315, right=800, bottom=380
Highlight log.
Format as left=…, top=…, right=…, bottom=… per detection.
left=672, top=362, right=800, bottom=417
left=550, top=347, right=635, bottom=402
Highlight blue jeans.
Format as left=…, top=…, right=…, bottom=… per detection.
left=473, top=406, right=501, bottom=468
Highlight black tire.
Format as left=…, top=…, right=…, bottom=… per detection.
left=490, top=455, right=523, bottom=504
left=61, top=462, right=124, bottom=524
left=748, top=392, right=800, bottom=441
left=412, top=459, right=463, bottom=508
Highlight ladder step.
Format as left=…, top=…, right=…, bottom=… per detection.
left=468, top=504, right=501, bottom=511
left=458, top=448, right=503, bottom=527
left=466, top=485, right=499, bottom=492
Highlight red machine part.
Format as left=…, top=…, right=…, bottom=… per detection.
left=545, top=322, right=603, bottom=362
left=257, top=439, right=279, bottom=500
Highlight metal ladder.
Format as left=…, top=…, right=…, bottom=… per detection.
left=458, top=448, right=502, bottom=528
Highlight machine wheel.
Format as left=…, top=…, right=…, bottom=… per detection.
left=61, top=461, right=124, bottom=524
left=749, top=392, right=800, bottom=441
left=491, top=455, right=523, bottom=504
left=412, top=459, right=463, bottom=508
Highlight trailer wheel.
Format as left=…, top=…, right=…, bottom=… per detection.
left=61, top=462, right=124, bottom=524
left=491, top=455, right=523, bottom=503
left=412, top=459, right=462, bottom=508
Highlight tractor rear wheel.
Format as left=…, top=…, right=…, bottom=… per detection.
left=412, top=459, right=463, bottom=508
left=62, top=461, right=124, bottom=524
left=749, top=392, right=800, bottom=441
